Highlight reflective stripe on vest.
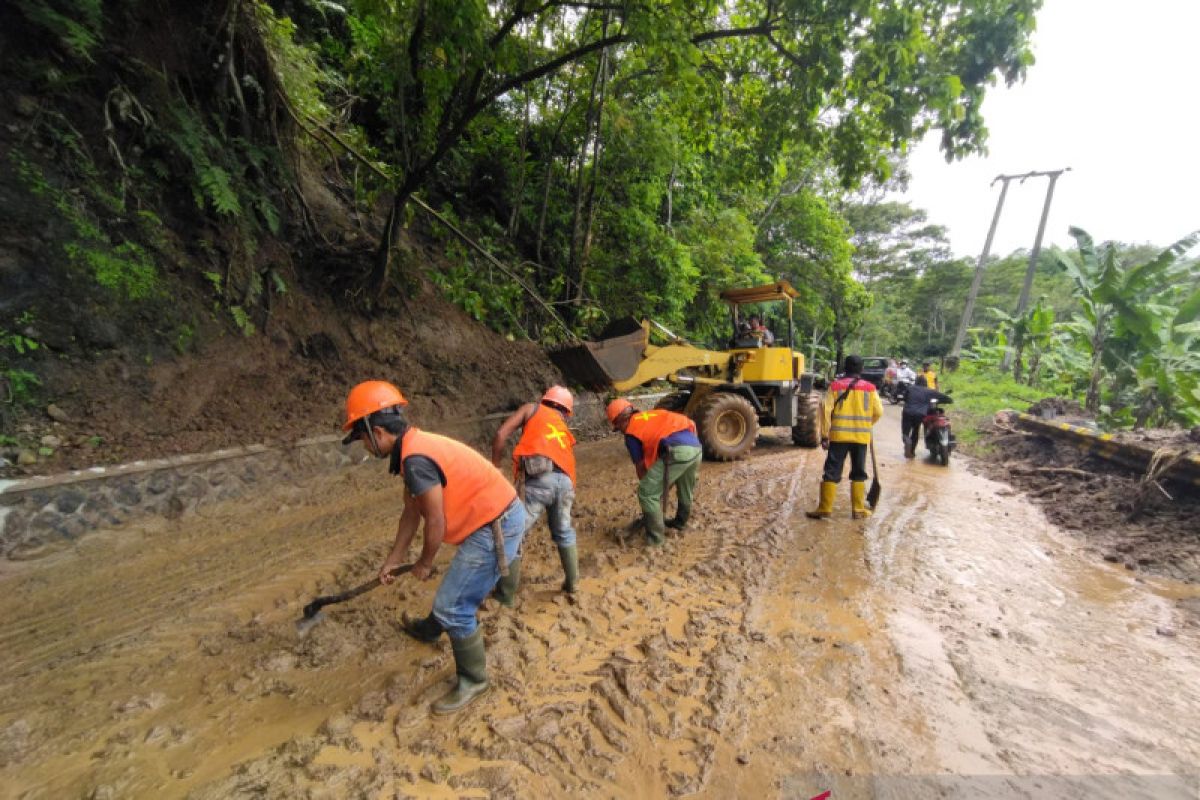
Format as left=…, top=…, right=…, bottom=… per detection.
left=827, top=379, right=877, bottom=444
left=625, top=410, right=696, bottom=471
left=512, top=404, right=577, bottom=485
left=401, top=429, right=517, bottom=545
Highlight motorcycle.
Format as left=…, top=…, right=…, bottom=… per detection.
left=883, top=380, right=910, bottom=405
left=922, top=398, right=954, bottom=466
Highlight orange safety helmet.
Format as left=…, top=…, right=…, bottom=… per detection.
left=541, top=385, right=574, bottom=416
left=605, top=398, right=633, bottom=427
left=343, top=380, right=408, bottom=432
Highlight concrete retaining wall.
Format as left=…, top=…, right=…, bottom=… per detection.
left=1015, top=413, right=1200, bottom=487
left=0, top=393, right=645, bottom=561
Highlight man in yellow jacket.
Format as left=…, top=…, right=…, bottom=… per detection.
left=921, top=361, right=938, bottom=390
left=806, top=355, right=884, bottom=520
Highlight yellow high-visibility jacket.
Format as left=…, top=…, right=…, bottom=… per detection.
left=923, top=370, right=938, bottom=390
left=821, top=377, right=883, bottom=444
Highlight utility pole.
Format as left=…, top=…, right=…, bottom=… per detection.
left=1002, top=167, right=1070, bottom=370
left=949, top=174, right=1015, bottom=358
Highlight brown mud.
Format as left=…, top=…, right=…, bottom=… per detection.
left=1, top=274, right=561, bottom=478
left=1, top=410, right=1199, bottom=798
left=967, top=414, right=1200, bottom=584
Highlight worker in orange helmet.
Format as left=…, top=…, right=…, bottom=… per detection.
left=341, top=380, right=527, bottom=715
left=489, top=385, right=579, bottom=604
left=606, top=398, right=702, bottom=546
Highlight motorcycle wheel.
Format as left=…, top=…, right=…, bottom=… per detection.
left=937, top=441, right=950, bottom=466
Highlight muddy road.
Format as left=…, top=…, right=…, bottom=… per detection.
left=2, top=409, right=1198, bottom=799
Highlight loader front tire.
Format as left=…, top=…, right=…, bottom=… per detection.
left=696, top=393, right=758, bottom=461
left=791, top=390, right=822, bottom=448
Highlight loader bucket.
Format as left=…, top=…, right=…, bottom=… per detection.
left=550, top=317, right=647, bottom=390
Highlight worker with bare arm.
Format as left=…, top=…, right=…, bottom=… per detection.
left=806, top=355, right=883, bottom=520
left=490, top=386, right=579, bottom=604
left=341, top=380, right=527, bottom=715
left=607, top=399, right=702, bottom=546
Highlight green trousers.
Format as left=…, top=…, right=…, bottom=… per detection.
left=636, top=444, right=701, bottom=543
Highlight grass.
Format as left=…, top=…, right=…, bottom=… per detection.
left=939, top=362, right=1047, bottom=446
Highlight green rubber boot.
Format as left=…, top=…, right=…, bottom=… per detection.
left=432, top=630, right=490, bottom=715
left=643, top=511, right=666, bottom=546
left=558, top=545, right=579, bottom=593
left=492, top=556, right=522, bottom=607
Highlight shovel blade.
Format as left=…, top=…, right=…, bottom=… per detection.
left=867, top=478, right=881, bottom=509
left=295, top=610, right=325, bottom=638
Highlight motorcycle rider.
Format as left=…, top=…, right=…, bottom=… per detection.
left=901, top=375, right=953, bottom=458
left=896, top=360, right=917, bottom=385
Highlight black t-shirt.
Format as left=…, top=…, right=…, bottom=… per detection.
left=402, top=454, right=446, bottom=496
left=903, top=385, right=952, bottom=417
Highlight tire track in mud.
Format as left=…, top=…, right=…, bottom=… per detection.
left=188, top=440, right=813, bottom=798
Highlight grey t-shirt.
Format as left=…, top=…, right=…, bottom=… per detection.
left=403, top=455, right=446, bottom=496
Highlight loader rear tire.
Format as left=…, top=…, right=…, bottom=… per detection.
left=696, top=393, right=758, bottom=461
left=791, top=391, right=822, bottom=448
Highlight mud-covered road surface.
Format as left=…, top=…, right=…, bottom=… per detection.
left=2, top=410, right=1199, bottom=798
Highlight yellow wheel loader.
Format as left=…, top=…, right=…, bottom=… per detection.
left=551, top=281, right=822, bottom=460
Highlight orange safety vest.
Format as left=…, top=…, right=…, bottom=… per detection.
left=400, top=428, right=517, bottom=545
left=512, top=403, right=577, bottom=485
left=625, top=409, right=696, bottom=471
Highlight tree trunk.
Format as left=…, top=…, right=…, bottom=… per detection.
left=507, top=87, right=532, bottom=237
left=534, top=91, right=575, bottom=265
left=1085, top=317, right=1107, bottom=413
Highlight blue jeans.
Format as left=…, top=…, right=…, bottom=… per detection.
left=523, top=470, right=576, bottom=547
left=431, top=497, right=527, bottom=639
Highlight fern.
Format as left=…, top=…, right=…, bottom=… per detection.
left=198, top=166, right=242, bottom=216
left=13, top=0, right=103, bottom=61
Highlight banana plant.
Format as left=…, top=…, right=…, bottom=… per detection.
left=989, top=299, right=1054, bottom=384
left=1053, top=227, right=1200, bottom=414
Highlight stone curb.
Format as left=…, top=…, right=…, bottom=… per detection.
left=0, top=392, right=667, bottom=560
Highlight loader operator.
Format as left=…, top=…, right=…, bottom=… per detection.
left=490, top=385, right=579, bottom=604
left=806, top=355, right=883, bottom=520
left=341, top=380, right=527, bottom=715
left=607, top=399, right=702, bottom=546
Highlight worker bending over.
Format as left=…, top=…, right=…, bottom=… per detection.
left=607, top=399, right=701, bottom=545
left=341, top=380, right=527, bottom=715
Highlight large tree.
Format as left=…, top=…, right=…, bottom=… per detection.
left=340, top=0, right=1042, bottom=299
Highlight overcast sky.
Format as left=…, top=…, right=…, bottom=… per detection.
left=899, top=0, right=1200, bottom=259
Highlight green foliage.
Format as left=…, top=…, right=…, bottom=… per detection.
left=1, top=318, right=43, bottom=407
left=1053, top=227, right=1200, bottom=426
left=938, top=361, right=1043, bottom=445
left=10, top=150, right=160, bottom=299
left=13, top=0, right=103, bottom=61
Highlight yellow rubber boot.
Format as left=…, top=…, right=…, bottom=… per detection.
left=805, top=481, right=837, bottom=519
left=851, top=481, right=871, bottom=519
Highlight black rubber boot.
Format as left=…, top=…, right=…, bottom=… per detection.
left=558, top=545, right=579, bottom=593
left=492, top=556, right=521, bottom=607
left=664, top=506, right=690, bottom=530
left=432, top=630, right=490, bottom=715
left=401, top=612, right=444, bottom=643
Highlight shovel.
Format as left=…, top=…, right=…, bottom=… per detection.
left=867, top=439, right=881, bottom=510
left=295, top=564, right=413, bottom=636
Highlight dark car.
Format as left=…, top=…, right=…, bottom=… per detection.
left=859, top=357, right=890, bottom=389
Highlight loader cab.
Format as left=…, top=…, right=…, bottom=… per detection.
left=721, top=281, right=802, bottom=383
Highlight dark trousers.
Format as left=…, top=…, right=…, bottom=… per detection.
left=901, top=412, right=924, bottom=448
left=821, top=441, right=868, bottom=483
